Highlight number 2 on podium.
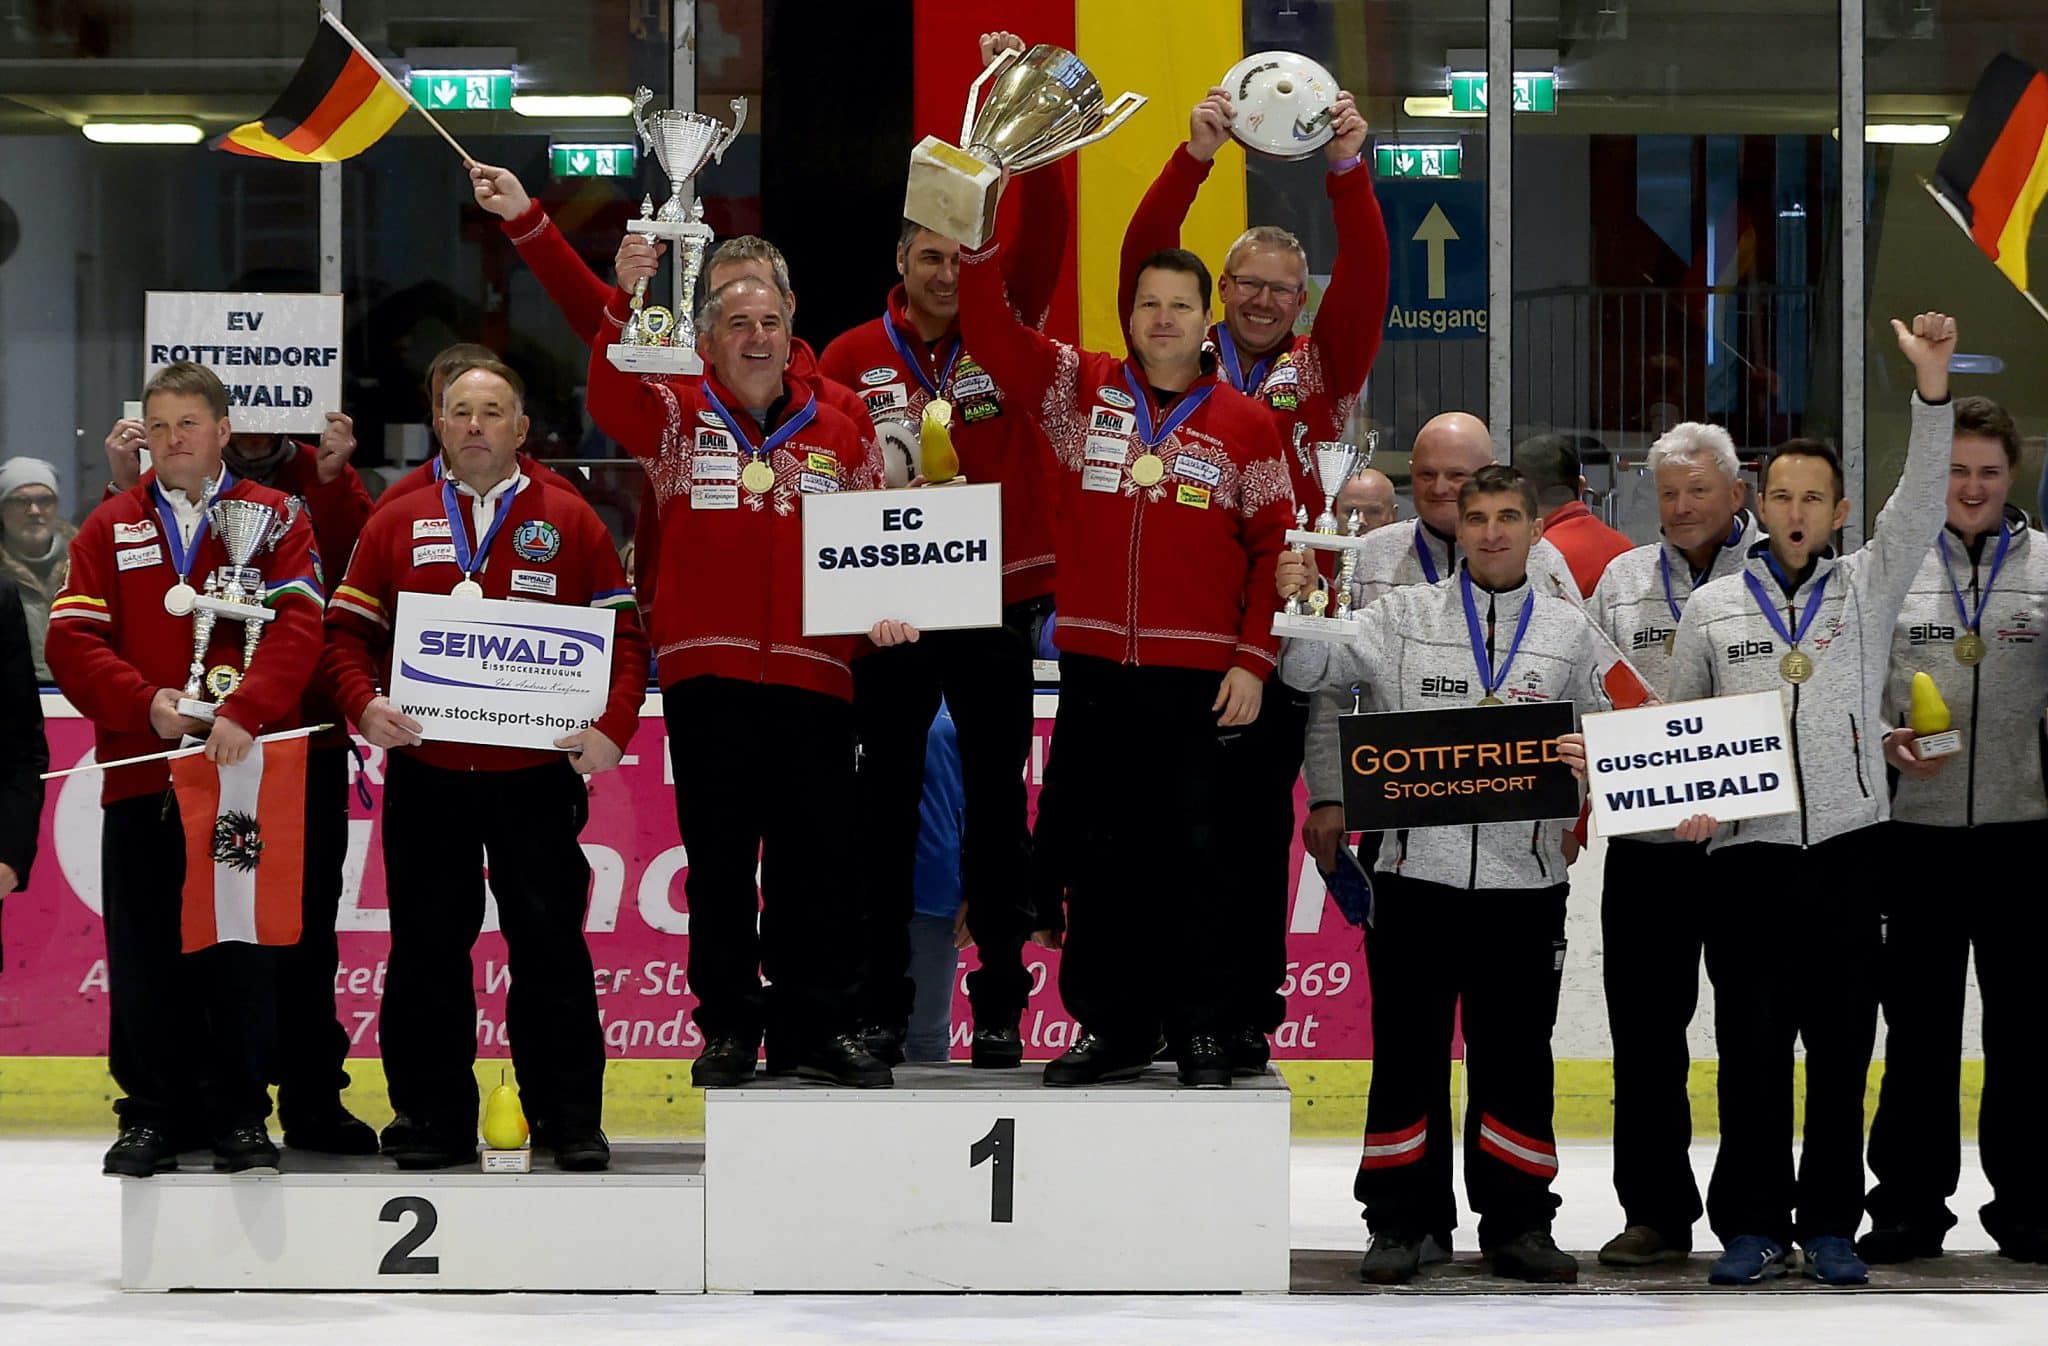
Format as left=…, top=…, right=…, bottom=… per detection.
left=969, top=1117, right=1016, bottom=1223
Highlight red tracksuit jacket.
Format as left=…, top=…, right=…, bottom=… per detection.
left=585, top=291, right=885, bottom=700
left=47, top=473, right=325, bottom=803
left=957, top=241, right=1294, bottom=678
left=322, top=471, right=647, bottom=772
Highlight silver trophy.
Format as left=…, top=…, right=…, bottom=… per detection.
left=177, top=497, right=298, bottom=722
left=1272, top=431, right=1379, bottom=643
left=606, top=87, right=748, bottom=376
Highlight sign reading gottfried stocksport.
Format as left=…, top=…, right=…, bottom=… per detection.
left=144, top=291, right=343, bottom=435
left=1581, top=690, right=1800, bottom=837
left=386, top=592, right=617, bottom=752
left=802, top=482, right=1003, bottom=636
left=1338, top=701, right=1581, bottom=830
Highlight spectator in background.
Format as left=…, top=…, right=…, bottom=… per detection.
left=0, top=574, right=48, bottom=970
left=1514, top=433, right=1632, bottom=598
left=0, top=458, right=74, bottom=680
left=905, top=701, right=967, bottom=1064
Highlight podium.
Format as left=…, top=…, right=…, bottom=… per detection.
left=120, top=1143, right=705, bottom=1292
left=703, top=1063, right=1291, bottom=1292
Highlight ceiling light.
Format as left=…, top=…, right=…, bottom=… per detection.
left=82, top=122, right=203, bottom=145
left=1402, top=96, right=1483, bottom=119
left=512, top=95, right=636, bottom=119
left=1864, top=123, right=1950, bottom=145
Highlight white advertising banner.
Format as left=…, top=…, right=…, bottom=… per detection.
left=801, top=483, right=1003, bottom=636
left=144, top=290, right=344, bottom=434
left=386, top=592, right=616, bottom=750
left=1582, top=690, right=1801, bottom=837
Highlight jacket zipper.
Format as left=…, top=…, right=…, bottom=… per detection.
left=1530, top=822, right=1549, bottom=880
left=1789, top=681, right=1808, bottom=845
left=1467, top=826, right=1480, bottom=890
left=1125, top=490, right=1144, bottom=665
left=1849, top=713, right=1869, bottom=799
left=1966, top=557, right=1981, bottom=826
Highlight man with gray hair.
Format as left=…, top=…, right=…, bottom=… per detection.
left=0, top=457, right=74, bottom=679
left=1582, top=419, right=1759, bottom=1268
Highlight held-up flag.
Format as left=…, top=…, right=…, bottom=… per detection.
left=169, top=734, right=308, bottom=954
left=1928, top=53, right=2048, bottom=316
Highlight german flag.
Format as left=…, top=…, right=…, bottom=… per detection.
left=1930, top=53, right=2048, bottom=293
left=211, top=13, right=408, bottom=163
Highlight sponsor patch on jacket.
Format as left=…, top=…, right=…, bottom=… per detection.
left=952, top=373, right=995, bottom=398
left=1173, top=456, right=1222, bottom=487
left=1175, top=484, right=1211, bottom=510
left=861, top=366, right=899, bottom=386
left=512, top=520, right=561, bottom=563
left=509, top=568, right=558, bottom=598
left=113, top=520, right=159, bottom=544
left=115, top=543, right=163, bottom=571
left=1089, top=406, right=1136, bottom=435
left=698, top=410, right=724, bottom=427
left=412, top=517, right=452, bottom=539
left=1096, top=386, right=1136, bottom=410
left=413, top=542, right=456, bottom=566
left=694, top=454, right=738, bottom=482
left=798, top=472, right=839, bottom=494
left=1084, top=434, right=1130, bottom=465
left=691, top=485, right=738, bottom=511
left=696, top=427, right=736, bottom=456
left=806, top=451, right=839, bottom=477
left=1081, top=465, right=1122, bottom=493
left=864, top=384, right=910, bottom=419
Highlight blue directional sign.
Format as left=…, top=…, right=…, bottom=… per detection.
left=1375, top=180, right=1487, bottom=342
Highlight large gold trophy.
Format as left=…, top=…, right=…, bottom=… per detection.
left=904, top=44, right=1145, bottom=249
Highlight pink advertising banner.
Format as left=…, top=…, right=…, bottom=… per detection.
left=0, top=692, right=1371, bottom=1061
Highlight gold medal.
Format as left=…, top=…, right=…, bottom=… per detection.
left=1955, top=632, right=1987, bottom=666
left=1130, top=453, right=1164, bottom=487
left=204, top=665, right=242, bottom=700
left=741, top=460, right=776, bottom=494
left=1780, top=649, right=1814, bottom=684
left=1307, top=589, right=1329, bottom=615
left=1478, top=694, right=1504, bottom=707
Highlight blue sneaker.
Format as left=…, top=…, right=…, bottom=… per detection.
left=1801, top=1235, right=1869, bottom=1286
left=1708, top=1234, right=1790, bottom=1285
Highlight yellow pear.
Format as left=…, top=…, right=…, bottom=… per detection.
left=919, top=397, right=961, bottom=483
left=480, top=1082, right=529, bottom=1151
left=1908, top=670, right=1951, bottom=736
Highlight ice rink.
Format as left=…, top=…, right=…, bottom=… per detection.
left=4, top=1136, right=2039, bottom=1345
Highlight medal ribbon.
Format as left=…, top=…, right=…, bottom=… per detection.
left=1123, top=367, right=1216, bottom=450
left=1938, top=527, right=2013, bottom=635
left=1213, top=324, right=1275, bottom=395
left=1414, top=525, right=1451, bottom=584
left=441, top=477, right=519, bottom=583
left=154, top=467, right=233, bottom=584
left=1743, top=565, right=1832, bottom=653
left=1660, top=515, right=1748, bottom=622
left=1460, top=570, right=1536, bottom=700
left=882, top=316, right=964, bottom=400
left=703, top=381, right=820, bottom=469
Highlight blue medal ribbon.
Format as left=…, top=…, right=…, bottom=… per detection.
left=154, top=467, right=234, bottom=582
left=441, top=476, right=519, bottom=582
left=1938, top=526, right=2013, bottom=635
left=1459, top=570, right=1536, bottom=700
left=703, top=381, right=820, bottom=469
left=882, top=316, right=964, bottom=400
left=1122, top=366, right=1216, bottom=450
left=1659, top=516, right=1747, bottom=621
left=1413, top=524, right=1449, bottom=584
left=1213, top=324, right=1275, bottom=395
left=1742, top=563, right=1832, bottom=653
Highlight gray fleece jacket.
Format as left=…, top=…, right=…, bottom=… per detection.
left=1664, top=393, right=1954, bottom=849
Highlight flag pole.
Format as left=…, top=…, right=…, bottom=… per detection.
left=317, top=6, right=474, bottom=163
left=1918, top=175, right=2048, bottom=323
left=2022, top=290, right=2048, bottom=323
left=41, top=725, right=333, bottom=781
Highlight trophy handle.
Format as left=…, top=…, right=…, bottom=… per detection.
left=712, top=96, right=748, bottom=163
left=960, top=46, right=1022, bottom=148
left=1049, top=91, right=1150, bottom=158
left=630, top=86, right=657, bottom=153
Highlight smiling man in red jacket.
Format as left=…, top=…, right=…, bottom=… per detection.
left=959, top=169, right=1294, bottom=1089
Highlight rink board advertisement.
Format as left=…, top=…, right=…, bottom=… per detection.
left=0, top=690, right=1369, bottom=1063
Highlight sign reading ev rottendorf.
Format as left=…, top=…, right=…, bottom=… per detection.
left=144, top=291, right=343, bottom=435
left=387, top=592, right=617, bottom=751
left=1339, top=701, right=1581, bottom=830
left=802, top=482, right=1003, bottom=636
left=1581, top=690, right=1800, bottom=837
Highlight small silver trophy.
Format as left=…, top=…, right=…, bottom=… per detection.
left=1272, top=431, right=1378, bottom=643
left=177, top=497, right=297, bottom=722
left=606, top=87, right=748, bottom=376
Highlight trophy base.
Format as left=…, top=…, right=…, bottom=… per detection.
left=1272, top=611, right=1364, bottom=643
left=1912, top=729, right=1963, bottom=759
left=175, top=697, right=219, bottom=723
left=1284, top=529, right=1369, bottom=553
left=192, top=594, right=276, bottom=623
left=904, top=135, right=1000, bottom=249
left=480, top=1148, right=533, bottom=1174
left=608, top=343, right=703, bottom=376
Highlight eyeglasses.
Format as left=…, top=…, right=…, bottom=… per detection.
left=2, top=493, right=57, bottom=513
left=1225, top=274, right=1306, bottom=302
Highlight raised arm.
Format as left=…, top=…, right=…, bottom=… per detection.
left=1304, top=93, right=1390, bottom=429
left=1117, top=100, right=1222, bottom=331
left=473, top=161, right=613, bottom=346
left=1858, top=313, right=1958, bottom=623
left=956, top=212, right=1066, bottom=415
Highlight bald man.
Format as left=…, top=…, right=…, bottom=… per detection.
left=1337, top=467, right=1398, bottom=533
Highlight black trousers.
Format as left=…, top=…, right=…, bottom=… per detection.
left=1046, top=654, right=1234, bottom=1045
left=1866, top=818, right=2048, bottom=1239
left=1602, top=836, right=1710, bottom=1237
left=1353, top=874, right=1569, bottom=1247
left=101, top=793, right=278, bottom=1134
left=1704, top=833, right=1879, bottom=1245
left=380, top=754, right=604, bottom=1135
left=853, top=599, right=1045, bottom=1029
left=274, top=744, right=355, bottom=1120
left=665, top=675, right=861, bottom=1049
left=1217, top=680, right=1309, bottom=1036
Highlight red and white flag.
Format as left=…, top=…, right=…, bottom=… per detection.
left=170, top=734, right=308, bottom=953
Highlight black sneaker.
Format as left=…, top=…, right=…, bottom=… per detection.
left=970, top=1024, right=1024, bottom=1069
left=280, top=1099, right=380, bottom=1156
left=390, top=1125, right=476, bottom=1171
left=1855, top=1221, right=1946, bottom=1264
left=379, top=1113, right=422, bottom=1158
left=861, top=1024, right=907, bottom=1067
left=692, top=1034, right=761, bottom=1088
left=1226, top=1028, right=1271, bottom=1076
left=1488, top=1228, right=1580, bottom=1283
left=103, top=1126, right=179, bottom=1178
left=1175, top=1034, right=1233, bottom=1088
left=1042, top=1032, right=1153, bottom=1087
left=547, top=1129, right=612, bottom=1172
left=791, top=1033, right=895, bottom=1088
left=1358, top=1230, right=1450, bottom=1285
left=212, top=1125, right=281, bottom=1175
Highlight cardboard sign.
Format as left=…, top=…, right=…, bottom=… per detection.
left=386, top=592, right=616, bottom=750
left=802, top=483, right=1003, bottom=636
left=1582, top=690, right=1800, bottom=836
left=1338, top=701, right=1580, bottom=830
left=144, top=291, right=344, bottom=434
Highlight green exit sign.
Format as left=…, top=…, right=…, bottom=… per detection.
left=551, top=144, right=637, bottom=178
left=1447, top=70, right=1557, bottom=114
left=1375, top=144, right=1462, bottom=179
left=410, top=70, right=514, bottom=111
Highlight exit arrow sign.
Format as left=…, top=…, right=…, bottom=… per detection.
left=1375, top=144, right=1462, bottom=180
left=410, top=71, right=513, bottom=111
left=551, top=144, right=636, bottom=178
left=1412, top=203, right=1460, bottom=301
left=1447, top=70, right=1556, bottom=115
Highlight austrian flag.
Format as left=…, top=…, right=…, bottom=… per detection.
left=169, top=735, right=308, bottom=953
